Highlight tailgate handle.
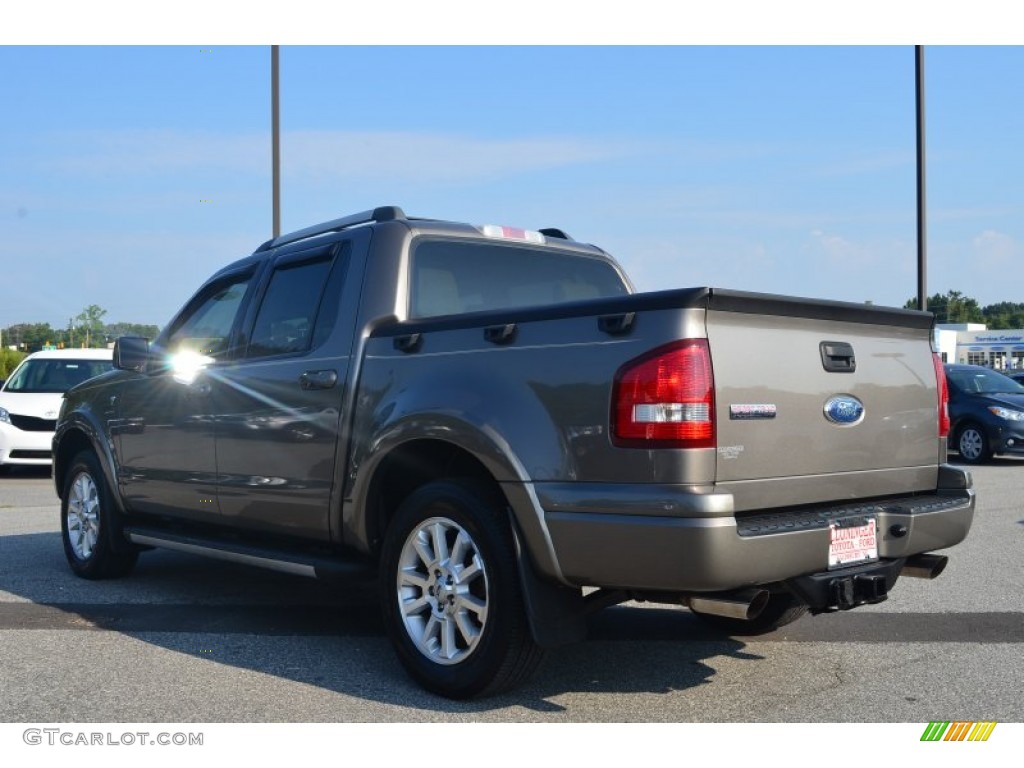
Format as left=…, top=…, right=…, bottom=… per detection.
left=484, top=324, right=517, bottom=345
left=820, top=341, right=856, bottom=373
left=598, top=312, right=635, bottom=335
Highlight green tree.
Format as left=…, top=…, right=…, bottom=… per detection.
left=2, top=322, right=58, bottom=350
left=104, top=321, right=161, bottom=340
left=981, top=302, right=1024, bottom=330
left=74, top=305, right=108, bottom=347
left=903, top=291, right=984, bottom=324
left=0, top=348, right=26, bottom=379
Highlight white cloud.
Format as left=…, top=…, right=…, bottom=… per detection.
left=807, top=228, right=875, bottom=267
left=970, top=229, right=1019, bottom=268
left=1, top=230, right=257, bottom=327
left=933, top=206, right=1019, bottom=222
left=40, top=129, right=643, bottom=183
left=42, top=131, right=265, bottom=175
left=283, top=131, right=640, bottom=181
left=810, top=149, right=913, bottom=178
left=606, top=233, right=775, bottom=295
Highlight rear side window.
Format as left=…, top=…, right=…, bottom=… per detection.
left=246, top=245, right=343, bottom=358
left=410, top=240, right=629, bottom=318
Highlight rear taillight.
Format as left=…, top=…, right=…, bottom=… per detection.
left=933, top=353, right=950, bottom=438
left=612, top=339, right=715, bottom=448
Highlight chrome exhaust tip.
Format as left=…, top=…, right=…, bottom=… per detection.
left=685, top=589, right=771, bottom=621
left=902, top=553, right=948, bottom=580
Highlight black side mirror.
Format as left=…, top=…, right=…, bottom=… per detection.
left=113, top=336, right=151, bottom=373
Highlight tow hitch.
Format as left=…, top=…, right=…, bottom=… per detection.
left=786, top=558, right=905, bottom=613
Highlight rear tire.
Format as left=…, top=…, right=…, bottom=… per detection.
left=379, top=479, right=545, bottom=699
left=61, top=450, right=138, bottom=579
left=690, top=591, right=808, bottom=635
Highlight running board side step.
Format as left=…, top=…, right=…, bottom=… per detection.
left=124, top=527, right=375, bottom=581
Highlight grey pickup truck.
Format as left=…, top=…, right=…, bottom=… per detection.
left=53, top=206, right=974, bottom=698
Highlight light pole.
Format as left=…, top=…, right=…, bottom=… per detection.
left=916, top=45, right=927, bottom=312
left=272, top=45, right=281, bottom=239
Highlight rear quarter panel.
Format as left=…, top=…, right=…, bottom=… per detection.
left=349, top=305, right=715, bottom=487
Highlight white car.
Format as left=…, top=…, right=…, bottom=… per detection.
left=0, top=349, right=114, bottom=470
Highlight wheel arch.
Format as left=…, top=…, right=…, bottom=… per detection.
left=356, top=437, right=586, bottom=647
left=53, top=419, right=123, bottom=514
left=59, top=439, right=139, bottom=577
left=349, top=427, right=563, bottom=577
left=362, top=438, right=498, bottom=553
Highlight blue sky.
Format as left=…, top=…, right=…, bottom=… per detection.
left=2, top=39, right=1023, bottom=329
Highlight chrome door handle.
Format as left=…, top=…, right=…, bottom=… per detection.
left=299, top=370, right=338, bottom=390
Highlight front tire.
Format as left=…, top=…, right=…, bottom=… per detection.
left=61, top=451, right=138, bottom=579
left=379, top=479, right=544, bottom=699
left=956, top=423, right=992, bottom=464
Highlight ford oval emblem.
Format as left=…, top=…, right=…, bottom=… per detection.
left=823, top=395, right=864, bottom=426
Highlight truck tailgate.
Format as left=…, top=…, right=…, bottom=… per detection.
left=705, top=290, right=940, bottom=510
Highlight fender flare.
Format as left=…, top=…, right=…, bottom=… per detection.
left=53, top=409, right=125, bottom=515
left=348, top=412, right=569, bottom=586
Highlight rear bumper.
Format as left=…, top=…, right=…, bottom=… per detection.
left=536, top=466, right=975, bottom=593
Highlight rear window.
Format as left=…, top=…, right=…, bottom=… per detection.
left=3, top=359, right=113, bottom=393
left=410, top=240, right=629, bottom=319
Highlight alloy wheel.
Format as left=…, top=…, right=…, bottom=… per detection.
left=66, top=471, right=100, bottom=560
left=959, top=428, right=984, bottom=461
left=395, top=516, right=489, bottom=665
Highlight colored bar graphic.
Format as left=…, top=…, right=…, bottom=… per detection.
left=970, top=722, right=997, bottom=742
left=945, top=722, right=970, bottom=741
left=921, top=722, right=997, bottom=742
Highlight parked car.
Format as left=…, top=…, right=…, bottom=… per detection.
left=0, top=349, right=114, bottom=471
left=944, top=363, right=1024, bottom=463
left=53, top=206, right=974, bottom=698
left=1005, top=370, right=1024, bottom=386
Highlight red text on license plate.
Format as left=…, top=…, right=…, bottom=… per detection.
left=828, top=518, right=878, bottom=568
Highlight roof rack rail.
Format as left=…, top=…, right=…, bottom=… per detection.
left=255, top=205, right=406, bottom=252
left=538, top=227, right=573, bottom=241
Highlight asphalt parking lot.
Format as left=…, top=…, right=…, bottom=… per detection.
left=0, top=460, right=1022, bottom=722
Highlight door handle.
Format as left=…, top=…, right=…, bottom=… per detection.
left=484, top=323, right=517, bottom=345
left=299, top=370, right=338, bottom=390
left=394, top=333, right=422, bottom=353
left=598, top=312, right=635, bottom=336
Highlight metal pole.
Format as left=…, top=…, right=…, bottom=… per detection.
left=272, top=45, right=281, bottom=238
left=916, top=45, right=927, bottom=312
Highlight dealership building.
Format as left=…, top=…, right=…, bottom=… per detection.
left=934, top=324, right=1024, bottom=369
